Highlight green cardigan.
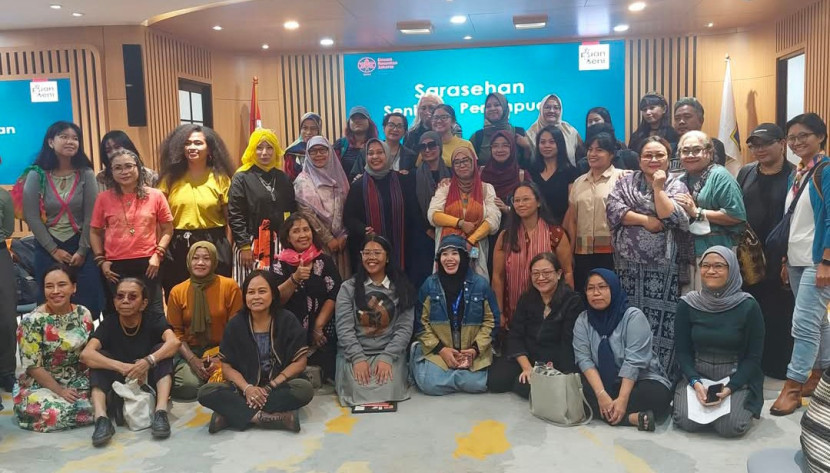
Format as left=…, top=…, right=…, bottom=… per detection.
left=675, top=298, right=765, bottom=416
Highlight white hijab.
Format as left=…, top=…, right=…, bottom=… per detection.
left=527, top=94, right=581, bottom=165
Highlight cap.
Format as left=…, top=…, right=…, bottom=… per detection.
left=349, top=106, right=370, bottom=119
left=746, top=123, right=785, bottom=144
left=435, top=234, right=468, bottom=261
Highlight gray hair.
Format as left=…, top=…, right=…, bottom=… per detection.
left=678, top=130, right=713, bottom=150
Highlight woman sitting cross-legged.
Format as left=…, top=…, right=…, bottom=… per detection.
left=80, top=278, right=181, bottom=447
left=488, top=252, right=584, bottom=398
left=335, top=235, right=415, bottom=406
left=410, top=235, right=498, bottom=396
left=14, top=264, right=95, bottom=432
left=573, top=269, right=672, bottom=432
left=672, top=246, right=765, bottom=437
left=197, top=270, right=313, bottom=434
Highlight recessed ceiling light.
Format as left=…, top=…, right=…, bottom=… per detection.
left=284, top=20, right=299, bottom=30
left=212, top=25, right=223, bottom=31
left=513, top=14, right=548, bottom=30
left=613, top=24, right=630, bottom=32
left=397, top=20, right=433, bottom=34
left=72, top=12, right=83, bottom=17
left=261, top=44, right=269, bottom=50
left=463, top=35, right=472, bottom=40
left=628, top=2, right=646, bottom=12
left=49, top=4, right=61, bottom=9
left=320, top=38, right=334, bottom=46
left=450, top=15, right=467, bottom=24
left=706, top=22, right=714, bottom=27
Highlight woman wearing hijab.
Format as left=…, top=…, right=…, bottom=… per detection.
left=294, top=136, right=351, bottom=280
left=343, top=139, right=406, bottom=274
left=628, top=92, right=680, bottom=154
left=432, top=105, right=473, bottom=166
left=167, top=241, right=243, bottom=400
left=527, top=94, right=583, bottom=166
left=428, top=147, right=501, bottom=280
left=673, top=246, right=765, bottom=437
left=469, top=93, right=533, bottom=168
left=334, top=106, right=380, bottom=181
left=283, top=113, right=322, bottom=182
left=480, top=130, right=527, bottom=215
left=411, top=235, right=498, bottom=395
left=573, top=269, right=672, bottom=431
left=229, top=129, right=295, bottom=286
left=406, top=131, right=451, bottom=288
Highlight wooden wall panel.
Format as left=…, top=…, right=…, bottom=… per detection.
left=279, top=54, right=345, bottom=146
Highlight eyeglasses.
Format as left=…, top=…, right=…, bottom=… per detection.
left=531, top=269, right=557, bottom=280
left=747, top=140, right=776, bottom=151
left=786, top=132, right=815, bottom=144
left=112, top=163, right=137, bottom=174
left=115, top=292, right=140, bottom=302
left=418, top=142, right=439, bottom=152
left=308, top=147, right=329, bottom=156
left=542, top=105, right=561, bottom=112
left=699, top=262, right=728, bottom=271
left=640, top=152, right=668, bottom=161
left=385, top=123, right=405, bottom=131
left=452, top=157, right=473, bottom=167
left=361, top=250, right=385, bottom=258
left=585, top=283, right=610, bottom=293
left=432, top=114, right=451, bottom=122
left=56, top=134, right=79, bottom=142
left=679, top=146, right=709, bottom=157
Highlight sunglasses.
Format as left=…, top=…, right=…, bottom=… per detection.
left=418, top=141, right=439, bottom=152
left=115, top=293, right=140, bottom=302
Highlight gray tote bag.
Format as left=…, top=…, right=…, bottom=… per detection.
left=529, top=364, right=593, bottom=427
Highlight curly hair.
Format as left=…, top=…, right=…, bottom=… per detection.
left=158, top=124, right=234, bottom=187
left=105, top=149, right=149, bottom=200
left=278, top=212, right=324, bottom=252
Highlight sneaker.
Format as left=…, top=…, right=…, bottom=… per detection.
left=91, top=417, right=115, bottom=447
left=151, top=410, right=171, bottom=439
left=258, top=410, right=300, bottom=433
left=208, top=412, right=229, bottom=434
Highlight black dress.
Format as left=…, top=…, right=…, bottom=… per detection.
left=530, top=166, right=579, bottom=224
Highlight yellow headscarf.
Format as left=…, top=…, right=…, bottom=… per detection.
left=237, top=128, right=285, bottom=173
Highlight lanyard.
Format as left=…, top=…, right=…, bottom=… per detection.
left=450, top=288, right=464, bottom=350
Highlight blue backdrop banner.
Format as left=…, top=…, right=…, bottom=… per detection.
left=343, top=41, right=625, bottom=142
left=0, top=79, right=73, bottom=185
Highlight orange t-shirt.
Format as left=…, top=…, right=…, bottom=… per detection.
left=166, top=275, right=243, bottom=347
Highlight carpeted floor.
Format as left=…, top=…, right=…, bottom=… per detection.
left=0, top=378, right=805, bottom=473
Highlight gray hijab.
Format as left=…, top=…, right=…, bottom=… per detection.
left=681, top=246, right=753, bottom=312
left=363, top=138, right=392, bottom=179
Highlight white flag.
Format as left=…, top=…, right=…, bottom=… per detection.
left=718, top=58, right=741, bottom=170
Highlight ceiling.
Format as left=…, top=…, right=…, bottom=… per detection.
left=0, top=0, right=816, bottom=52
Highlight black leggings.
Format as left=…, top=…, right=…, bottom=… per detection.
left=104, top=257, right=165, bottom=320
left=198, top=379, right=314, bottom=430
left=582, top=375, right=672, bottom=424
left=487, top=355, right=530, bottom=399
left=89, top=347, right=174, bottom=393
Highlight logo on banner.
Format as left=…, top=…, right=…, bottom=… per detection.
left=578, top=43, right=610, bottom=71
left=30, top=80, right=59, bottom=102
left=357, top=57, right=377, bottom=75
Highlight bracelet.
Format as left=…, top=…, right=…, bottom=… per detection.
left=290, top=274, right=301, bottom=285
left=186, top=354, right=195, bottom=363
left=597, top=389, right=607, bottom=397
left=242, top=384, right=253, bottom=396
left=144, top=355, right=156, bottom=368
left=689, top=377, right=701, bottom=388
left=456, top=219, right=463, bottom=229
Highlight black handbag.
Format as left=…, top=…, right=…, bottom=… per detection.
left=765, top=164, right=821, bottom=259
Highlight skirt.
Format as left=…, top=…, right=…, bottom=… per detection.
left=335, top=352, right=410, bottom=406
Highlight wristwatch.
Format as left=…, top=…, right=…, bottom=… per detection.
left=821, top=259, right=830, bottom=266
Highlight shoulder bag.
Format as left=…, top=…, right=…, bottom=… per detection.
left=529, top=363, right=593, bottom=427
left=765, top=163, right=822, bottom=261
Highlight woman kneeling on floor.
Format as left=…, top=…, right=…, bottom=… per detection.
left=335, top=235, right=415, bottom=406
left=80, top=278, right=181, bottom=447
left=410, top=235, right=498, bottom=395
left=198, top=270, right=313, bottom=433
left=673, top=246, right=765, bottom=437
left=573, top=269, right=672, bottom=431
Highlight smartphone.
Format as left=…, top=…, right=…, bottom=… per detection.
left=456, top=352, right=473, bottom=370
left=706, top=383, right=724, bottom=403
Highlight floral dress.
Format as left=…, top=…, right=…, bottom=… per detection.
left=14, top=305, right=95, bottom=432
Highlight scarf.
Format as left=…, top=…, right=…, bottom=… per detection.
left=681, top=246, right=753, bottom=312
left=363, top=143, right=406, bottom=267
left=791, top=154, right=823, bottom=197
left=585, top=268, right=628, bottom=397
left=236, top=128, right=285, bottom=174
left=295, top=136, right=350, bottom=235
left=478, top=92, right=515, bottom=164
left=444, top=147, right=485, bottom=237
left=187, top=241, right=219, bottom=341
left=277, top=243, right=322, bottom=266
left=527, top=94, right=580, bottom=163
left=415, top=131, right=451, bottom=221
left=438, top=250, right=470, bottom=316
left=480, top=129, right=522, bottom=200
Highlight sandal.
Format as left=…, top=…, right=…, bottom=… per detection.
left=637, top=410, right=656, bottom=432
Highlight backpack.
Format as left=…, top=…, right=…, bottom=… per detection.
left=10, top=165, right=46, bottom=221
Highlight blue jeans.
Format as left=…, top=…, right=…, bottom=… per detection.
left=34, top=233, right=103, bottom=320
left=409, top=342, right=488, bottom=396
left=787, top=265, right=830, bottom=382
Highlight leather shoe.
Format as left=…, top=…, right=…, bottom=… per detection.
left=208, top=412, right=229, bottom=434
left=151, top=410, right=171, bottom=439
left=91, top=416, right=115, bottom=447
left=258, top=410, right=300, bottom=432
left=802, top=369, right=824, bottom=397
left=770, top=379, right=803, bottom=416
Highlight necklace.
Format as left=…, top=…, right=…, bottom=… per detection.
left=120, top=316, right=142, bottom=336
left=120, top=193, right=136, bottom=235
left=51, top=171, right=74, bottom=192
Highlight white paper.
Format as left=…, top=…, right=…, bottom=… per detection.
left=685, top=377, right=731, bottom=425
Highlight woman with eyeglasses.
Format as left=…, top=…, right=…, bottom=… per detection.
left=24, top=121, right=103, bottom=319
left=90, top=149, right=173, bottom=319
left=403, top=93, right=464, bottom=152
left=428, top=147, right=501, bottom=280
left=770, top=113, right=830, bottom=416
left=432, top=105, right=473, bottom=166
left=563, top=132, right=625, bottom=291
left=283, top=113, right=322, bottom=182
left=488, top=252, right=583, bottom=398
left=606, top=136, right=690, bottom=381
left=229, top=129, right=295, bottom=286
left=334, top=235, right=415, bottom=406
left=469, top=93, right=533, bottom=168
left=675, top=130, right=746, bottom=291
left=527, top=94, right=582, bottom=166
left=97, top=130, right=159, bottom=191
left=673, top=246, right=764, bottom=437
